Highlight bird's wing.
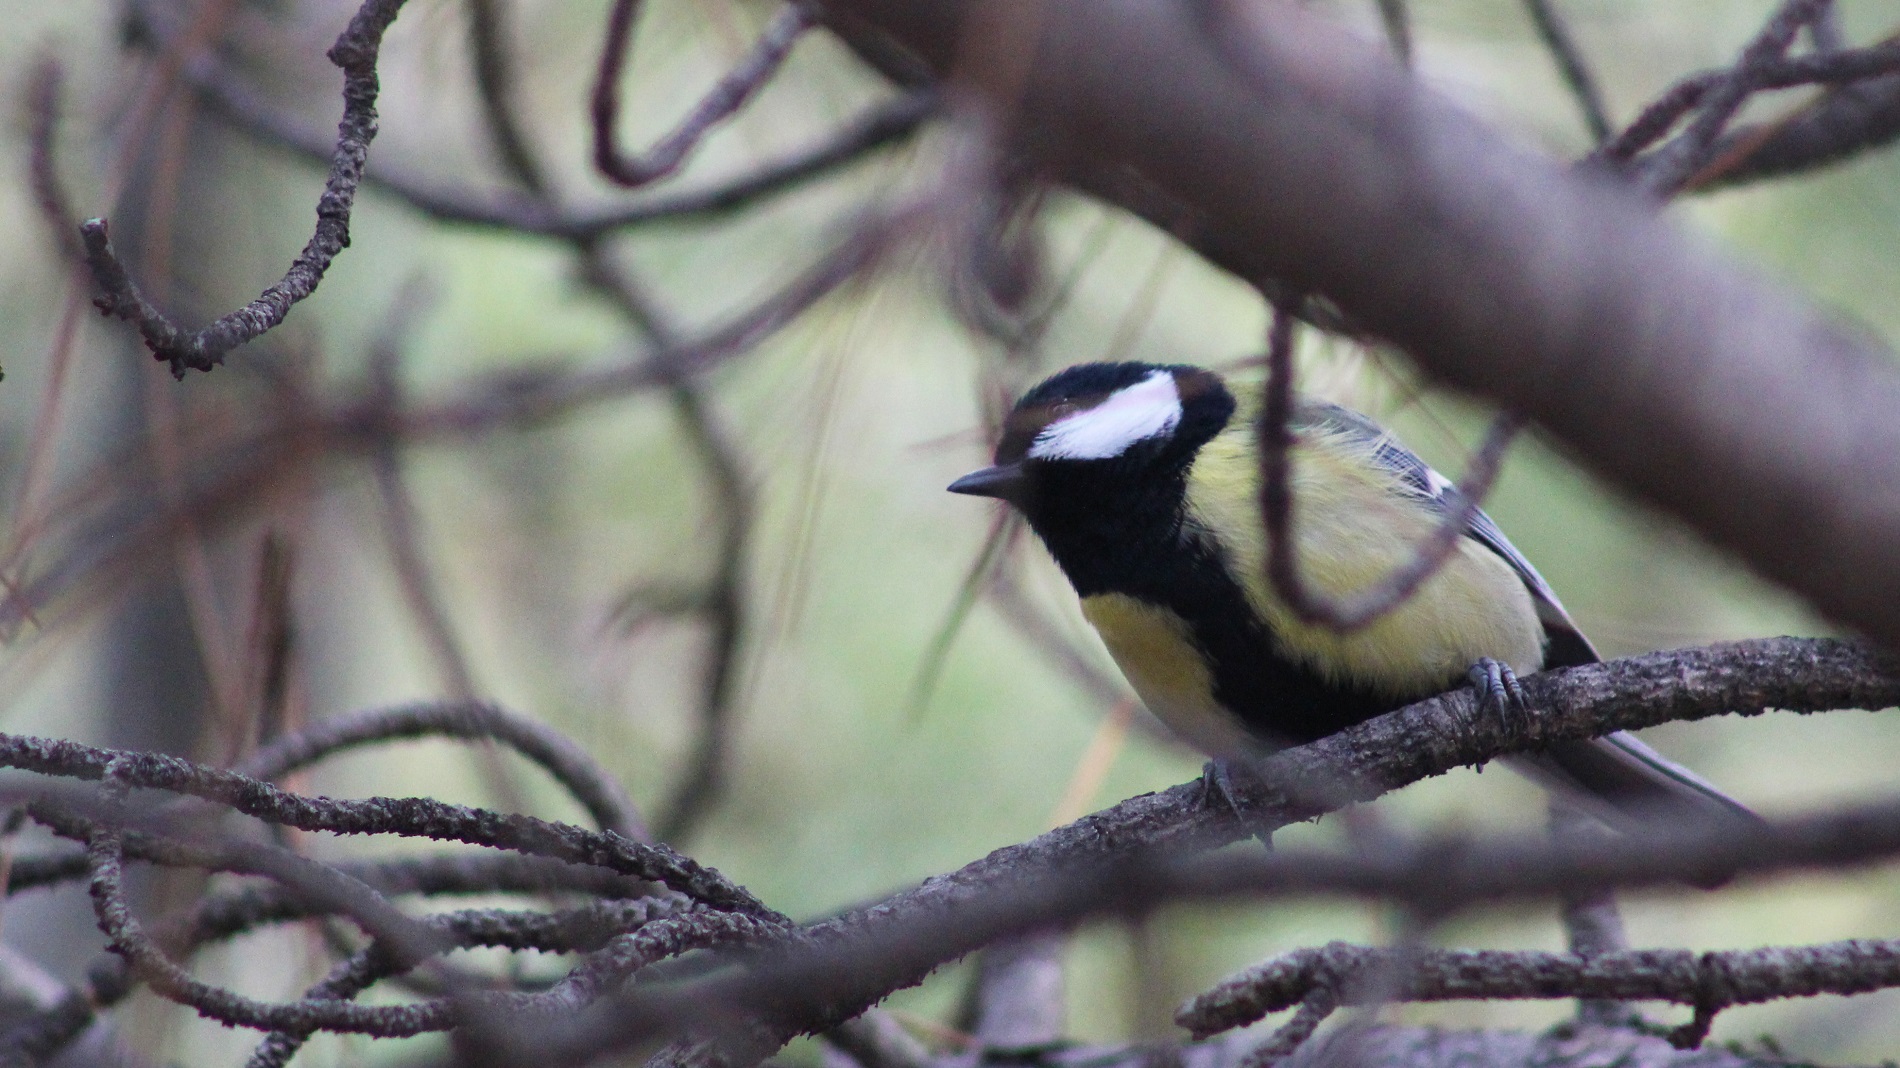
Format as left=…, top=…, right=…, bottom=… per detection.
left=1299, top=402, right=1598, bottom=667
left=1297, top=402, right=1758, bottom=835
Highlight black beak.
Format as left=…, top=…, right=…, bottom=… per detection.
left=947, top=462, right=1027, bottom=502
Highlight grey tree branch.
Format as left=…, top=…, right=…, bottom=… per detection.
left=1179, top=938, right=1900, bottom=1048
left=848, top=1024, right=1823, bottom=1068
left=1524, top=0, right=1612, bottom=144
left=0, top=637, right=1888, bottom=1066
left=485, top=636, right=1900, bottom=1064
left=83, top=0, right=411, bottom=376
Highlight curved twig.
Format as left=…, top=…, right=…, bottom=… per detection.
left=82, top=0, right=411, bottom=376
left=1598, top=40, right=1900, bottom=165
left=591, top=1, right=817, bottom=189
left=1257, top=305, right=1523, bottom=632
left=0, top=732, right=768, bottom=914
left=235, top=701, right=648, bottom=840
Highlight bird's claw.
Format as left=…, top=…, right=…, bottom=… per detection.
left=1467, top=656, right=1528, bottom=737
left=1200, top=758, right=1275, bottom=851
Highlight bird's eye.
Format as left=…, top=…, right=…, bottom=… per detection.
left=1048, top=401, right=1078, bottom=419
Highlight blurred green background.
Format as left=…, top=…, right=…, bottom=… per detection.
left=0, top=0, right=1897, bottom=1064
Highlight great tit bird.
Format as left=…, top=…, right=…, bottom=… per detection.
left=948, top=361, right=1753, bottom=833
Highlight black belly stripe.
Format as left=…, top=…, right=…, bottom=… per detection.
left=1044, top=516, right=1411, bottom=746
left=1129, top=531, right=1405, bottom=745
left=1021, top=461, right=1471, bottom=747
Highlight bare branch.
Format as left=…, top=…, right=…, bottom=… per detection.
left=26, top=57, right=83, bottom=267
left=1699, top=72, right=1900, bottom=189
left=591, top=1, right=817, bottom=189
left=83, top=0, right=412, bottom=376
left=1258, top=305, right=1523, bottom=632
left=1599, top=41, right=1900, bottom=166
left=1179, top=936, right=1900, bottom=1048
left=190, top=55, right=935, bottom=238
left=1237, top=989, right=1335, bottom=1068
left=558, top=244, right=756, bottom=845
left=465, top=0, right=550, bottom=197
left=650, top=381, right=753, bottom=844
left=0, top=635, right=1887, bottom=1065
left=1632, top=0, right=1832, bottom=195
left=478, top=636, right=1899, bottom=1063
left=501, top=777, right=1900, bottom=1066
left=0, top=732, right=765, bottom=912
left=1523, top=0, right=1611, bottom=144
left=0, top=204, right=905, bottom=638
left=81, top=772, right=453, bottom=1037
left=235, top=701, right=648, bottom=841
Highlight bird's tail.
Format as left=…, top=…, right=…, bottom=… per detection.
left=1506, top=731, right=1762, bottom=840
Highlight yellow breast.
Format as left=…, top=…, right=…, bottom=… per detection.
left=1079, top=593, right=1259, bottom=757
left=1185, top=421, right=1544, bottom=698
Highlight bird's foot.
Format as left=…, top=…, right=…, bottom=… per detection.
left=1200, top=758, right=1275, bottom=851
left=1467, top=656, right=1529, bottom=738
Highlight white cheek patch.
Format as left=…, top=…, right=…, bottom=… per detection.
left=1028, top=370, right=1183, bottom=461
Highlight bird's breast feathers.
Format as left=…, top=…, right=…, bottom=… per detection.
left=1182, top=422, right=1545, bottom=698
left=1078, top=593, right=1261, bottom=757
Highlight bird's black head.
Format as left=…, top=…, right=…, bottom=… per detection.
left=947, top=362, right=1236, bottom=522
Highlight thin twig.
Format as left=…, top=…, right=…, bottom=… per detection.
left=1372, top=0, right=1412, bottom=68
left=1179, top=936, right=1900, bottom=1049
left=81, top=769, right=454, bottom=1036
left=236, top=701, right=648, bottom=840
left=983, top=561, right=1130, bottom=712
left=1524, top=0, right=1611, bottom=144
left=194, top=52, right=936, bottom=238
left=82, top=0, right=412, bottom=376
left=592, top=1, right=817, bottom=188
left=26, top=57, right=83, bottom=267
left=565, top=248, right=755, bottom=845
left=366, top=297, right=483, bottom=705
left=0, top=733, right=765, bottom=912
left=1234, top=988, right=1335, bottom=1068
left=651, top=380, right=753, bottom=843
left=1257, top=304, right=1523, bottom=632
left=1597, top=40, right=1900, bottom=164
left=0, top=204, right=910, bottom=643
left=1636, top=0, right=1834, bottom=196
left=240, top=532, right=297, bottom=754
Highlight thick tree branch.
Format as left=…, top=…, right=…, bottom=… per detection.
left=482, top=636, right=1900, bottom=1064
left=504, top=783, right=1900, bottom=1067
left=0, top=637, right=1885, bottom=1065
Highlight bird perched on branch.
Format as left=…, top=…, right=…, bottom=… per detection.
left=949, top=360, right=1753, bottom=835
